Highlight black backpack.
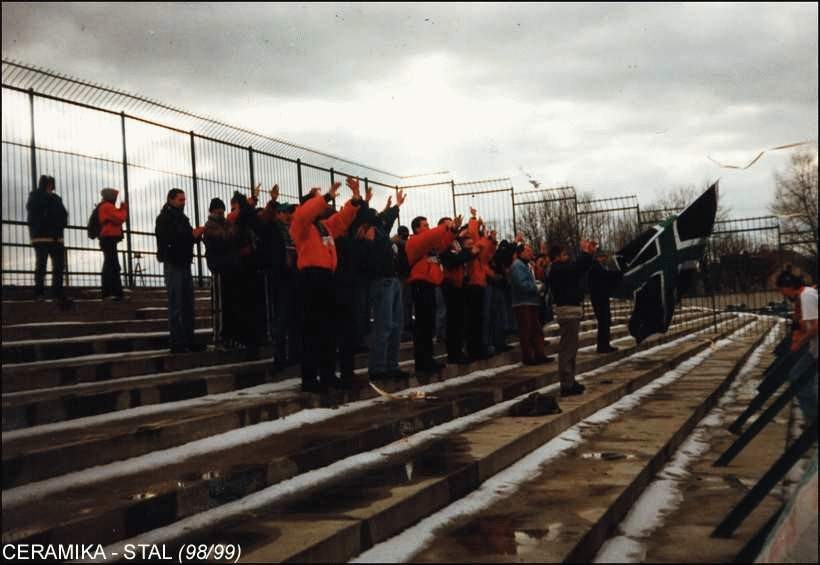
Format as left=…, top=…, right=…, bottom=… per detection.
left=87, top=204, right=102, bottom=239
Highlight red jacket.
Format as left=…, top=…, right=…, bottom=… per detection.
left=99, top=201, right=128, bottom=238
left=465, top=218, right=494, bottom=287
left=406, top=224, right=455, bottom=285
left=290, top=194, right=360, bottom=271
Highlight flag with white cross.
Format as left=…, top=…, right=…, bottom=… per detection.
left=612, top=182, right=719, bottom=343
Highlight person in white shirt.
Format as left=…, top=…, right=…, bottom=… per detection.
left=776, top=269, right=818, bottom=424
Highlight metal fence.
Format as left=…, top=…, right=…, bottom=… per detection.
left=2, top=60, right=817, bottom=323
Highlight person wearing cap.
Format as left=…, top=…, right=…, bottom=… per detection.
left=203, top=197, right=242, bottom=350
left=290, top=177, right=363, bottom=393
left=548, top=239, right=597, bottom=396
left=588, top=248, right=624, bottom=353
left=260, top=184, right=301, bottom=370
left=97, top=188, right=129, bottom=301
left=406, top=212, right=462, bottom=373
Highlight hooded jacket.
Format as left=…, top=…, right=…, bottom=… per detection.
left=406, top=224, right=456, bottom=285
left=98, top=190, right=128, bottom=239
left=289, top=193, right=362, bottom=272
left=26, top=178, right=68, bottom=243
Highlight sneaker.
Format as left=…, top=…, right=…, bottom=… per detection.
left=188, top=343, right=208, bottom=353
left=534, top=355, right=555, bottom=364
left=596, top=346, right=619, bottom=354
left=560, top=382, right=586, bottom=397
left=447, top=354, right=471, bottom=365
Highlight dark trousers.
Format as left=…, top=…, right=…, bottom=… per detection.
left=212, top=272, right=243, bottom=344
left=273, top=276, right=301, bottom=365
left=33, top=242, right=65, bottom=298
left=443, top=284, right=466, bottom=359
left=100, top=237, right=124, bottom=298
left=164, top=263, right=195, bottom=349
left=300, top=268, right=337, bottom=384
left=513, top=305, right=546, bottom=363
left=592, top=297, right=612, bottom=349
left=412, top=281, right=437, bottom=368
left=337, top=299, right=359, bottom=380
left=465, top=284, right=485, bottom=358
left=368, top=277, right=403, bottom=374
left=402, top=280, right=414, bottom=332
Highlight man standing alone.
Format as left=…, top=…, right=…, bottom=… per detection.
left=155, top=188, right=206, bottom=353
left=549, top=239, right=597, bottom=396
left=97, top=188, right=128, bottom=301
left=588, top=249, right=624, bottom=353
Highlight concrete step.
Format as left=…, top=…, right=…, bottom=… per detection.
left=401, top=320, right=775, bottom=563
left=1, top=345, right=273, bottom=394
left=84, top=318, right=758, bottom=558
left=0, top=313, right=713, bottom=434
left=1, top=297, right=212, bottom=324
left=1, top=317, right=212, bottom=341
left=1, top=286, right=210, bottom=301
left=2, top=329, right=216, bottom=364
left=0, top=315, right=733, bottom=546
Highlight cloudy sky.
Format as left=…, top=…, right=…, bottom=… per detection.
left=2, top=2, right=818, bottom=216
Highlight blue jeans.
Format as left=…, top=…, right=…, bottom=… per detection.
left=164, top=263, right=195, bottom=349
left=369, top=277, right=403, bottom=374
left=789, top=351, right=818, bottom=424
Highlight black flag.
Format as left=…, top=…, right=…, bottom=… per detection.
left=613, top=182, right=719, bottom=342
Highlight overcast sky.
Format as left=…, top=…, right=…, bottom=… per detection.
left=2, top=2, right=818, bottom=217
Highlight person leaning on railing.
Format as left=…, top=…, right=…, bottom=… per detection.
left=98, top=188, right=128, bottom=301
left=26, top=174, right=71, bottom=305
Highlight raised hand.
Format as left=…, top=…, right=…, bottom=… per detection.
left=383, top=195, right=393, bottom=212
left=309, top=187, right=322, bottom=198
left=365, top=184, right=373, bottom=202
left=345, top=176, right=360, bottom=200
left=329, top=181, right=343, bottom=200
left=269, top=184, right=280, bottom=202
left=396, top=189, right=406, bottom=207
left=452, top=214, right=464, bottom=230
left=470, top=206, right=477, bottom=218
left=515, top=232, right=525, bottom=243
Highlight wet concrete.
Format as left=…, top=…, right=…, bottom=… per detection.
left=150, top=329, right=742, bottom=563
left=408, top=324, right=772, bottom=563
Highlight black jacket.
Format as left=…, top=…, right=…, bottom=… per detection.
left=588, top=261, right=624, bottom=303
left=549, top=252, right=594, bottom=307
left=363, top=205, right=401, bottom=279
left=203, top=215, right=240, bottom=274
left=155, top=204, right=195, bottom=266
left=26, top=189, right=68, bottom=243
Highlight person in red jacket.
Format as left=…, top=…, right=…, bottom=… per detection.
left=407, top=212, right=462, bottom=372
left=465, top=208, right=492, bottom=359
left=98, top=188, right=128, bottom=301
left=290, top=177, right=363, bottom=393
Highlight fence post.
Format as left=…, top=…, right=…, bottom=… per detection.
left=511, top=188, right=517, bottom=236
left=189, top=131, right=204, bottom=288
left=28, top=88, right=37, bottom=190
left=297, top=159, right=304, bottom=200
left=330, top=168, right=335, bottom=207
left=248, top=146, right=256, bottom=194
left=120, top=113, right=135, bottom=288
left=451, top=180, right=457, bottom=217
left=395, top=185, right=401, bottom=227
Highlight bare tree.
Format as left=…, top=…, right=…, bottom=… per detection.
left=770, top=150, right=819, bottom=273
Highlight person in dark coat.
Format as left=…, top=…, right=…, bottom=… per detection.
left=363, top=190, right=409, bottom=380
left=155, top=188, right=206, bottom=353
left=26, top=174, right=69, bottom=302
left=203, top=197, right=242, bottom=350
left=588, top=249, right=624, bottom=353
left=548, top=239, right=597, bottom=396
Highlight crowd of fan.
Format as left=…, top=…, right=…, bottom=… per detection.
left=26, top=174, right=629, bottom=397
